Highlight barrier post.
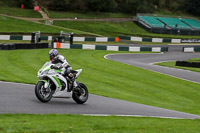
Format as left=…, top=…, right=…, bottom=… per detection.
left=31, top=32, right=35, bottom=43
left=60, top=31, right=74, bottom=45
left=70, top=32, right=74, bottom=45
left=31, top=31, right=41, bottom=43
left=35, top=31, right=41, bottom=43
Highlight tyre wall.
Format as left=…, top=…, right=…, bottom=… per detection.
left=176, top=61, right=200, bottom=68
left=0, top=43, right=49, bottom=50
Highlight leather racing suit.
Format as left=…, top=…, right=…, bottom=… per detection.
left=51, top=54, right=71, bottom=76
left=51, top=54, right=78, bottom=89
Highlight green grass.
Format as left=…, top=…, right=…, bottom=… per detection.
left=49, top=11, right=131, bottom=18
left=0, top=40, right=31, bottom=43
left=0, top=16, right=88, bottom=35
left=1, top=13, right=200, bottom=39
left=0, top=6, right=42, bottom=18
left=155, top=58, right=200, bottom=73
left=1, top=49, right=200, bottom=116
left=53, top=20, right=200, bottom=38
left=0, top=6, right=200, bottom=39
left=0, top=114, right=200, bottom=133
left=53, top=21, right=153, bottom=37
left=187, top=58, right=200, bottom=62
left=53, top=21, right=132, bottom=37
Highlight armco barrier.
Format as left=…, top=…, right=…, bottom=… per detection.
left=57, top=36, right=119, bottom=42
left=119, top=36, right=183, bottom=43
left=53, top=43, right=168, bottom=52
left=0, top=35, right=52, bottom=41
left=0, top=43, right=48, bottom=50
left=1, top=35, right=200, bottom=44
left=0, top=35, right=119, bottom=42
left=183, top=46, right=200, bottom=52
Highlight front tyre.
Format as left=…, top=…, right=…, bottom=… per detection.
left=72, top=82, right=89, bottom=104
left=35, top=81, right=52, bottom=103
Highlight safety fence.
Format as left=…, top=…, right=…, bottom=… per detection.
left=1, top=35, right=200, bottom=43
left=53, top=43, right=168, bottom=52
left=183, top=46, right=200, bottom=52
left=0, top=35, right=119, bottom=42
left=119, top=36, right=200, bottom=43
left=0, top=35, right=52, bottom=41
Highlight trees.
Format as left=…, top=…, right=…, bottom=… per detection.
left=86, top=0, right=117, bottom=12
left=157, top=0, right=185, bottom=11
left=69, top=0, right=87, bottom=12
left=17, top=0, right=34, bottom=9
left=3, top=0, right=200, bottom=16
left=48, top=0, right=70, bottom=11
left=0, top=0, right=33, bottom=8
left=115, top=0, right=155, bottom=14
left=185, top=0, right=200, bottom=16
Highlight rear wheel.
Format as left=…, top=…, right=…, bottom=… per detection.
left=35, top=81, right=52, bottom=102
left=72, top=82, right=89, bottom=104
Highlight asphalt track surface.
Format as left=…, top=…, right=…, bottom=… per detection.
left=106, top=52, right=200, bottom=84
left=1, top=52, right=200, bottom=119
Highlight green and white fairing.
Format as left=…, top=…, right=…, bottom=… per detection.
left=37, top=62, right=82, bottom=98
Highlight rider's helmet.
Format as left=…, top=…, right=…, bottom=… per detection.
left=49, top=49, right=58, bottom=61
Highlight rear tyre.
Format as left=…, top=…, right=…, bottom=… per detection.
left=72, top=82, right=89, bottom=104
left=35, top=81, right=52, bottom=103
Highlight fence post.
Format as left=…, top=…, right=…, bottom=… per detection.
left=70, top=33, right=74, bottom=45
left=31, top=32, right=36, bottom=43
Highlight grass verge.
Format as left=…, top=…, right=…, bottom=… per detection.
left=48, top=11, right=132, bottom=18
left=0, top=40, right=31, bottom=43
left=0, top=114, right=200, bottom=133
left=0, top=6, right=41, bottom=18
left=155, top=58, right=200, bottom=73
left=1, top=14, right=200, bottom=39
left=0, top=16, right=89, bottom=35
left=0, top=49, right=200, bottom=115
left=53, top=20, right=200, bottom=38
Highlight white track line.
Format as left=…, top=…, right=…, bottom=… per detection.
left=82, top=114, right=184, bottom=119
left=0, top=81, right=34, bottom=86
left=104, top=53, right=164, bottom=60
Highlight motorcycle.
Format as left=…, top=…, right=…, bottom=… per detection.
left=35, top=62, right=88, bottom=104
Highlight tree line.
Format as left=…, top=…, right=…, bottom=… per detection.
left=2, top=0, right=200, bottom=16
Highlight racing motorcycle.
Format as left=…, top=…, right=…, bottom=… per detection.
left=35, top=62, right=88, bottom=104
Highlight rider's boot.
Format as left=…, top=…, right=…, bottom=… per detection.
left=71, top=76, right=79, bottom=92
left=64, top=73, right=78, bottom=92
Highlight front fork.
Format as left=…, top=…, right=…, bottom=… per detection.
left=44, top=80, right=50, bottom=89
left=42, top=80, right=51, bottom=93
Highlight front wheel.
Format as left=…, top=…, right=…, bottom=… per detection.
left=35, top=81, right=52, bottom=103
left=72, top=82, right=89, bottom=104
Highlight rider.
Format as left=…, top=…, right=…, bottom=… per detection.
left=48, top=49, right=77, bottom=91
